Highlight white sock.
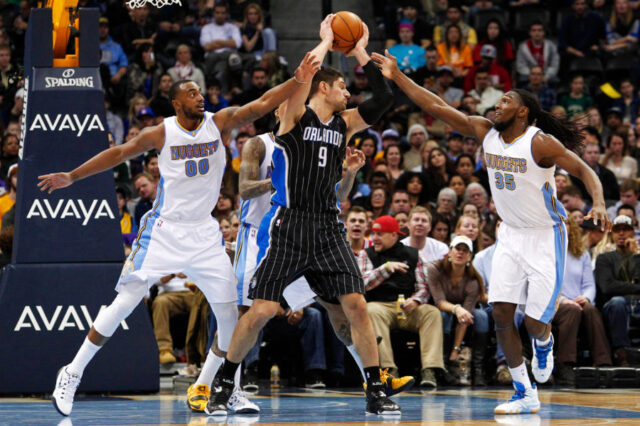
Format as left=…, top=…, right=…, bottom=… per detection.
left=508, top=362, right=532, bottom=389
left=535, top=333, right=552, bottom=348
left=195, top=350, right=223, bottom=387
left=234, top=362, right=241, bottom=390
left=346, top=345, right=366, bottom=381
left=67, top=337, right=101, bottom=377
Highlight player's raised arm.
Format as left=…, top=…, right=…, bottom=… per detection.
left=532, top=132, right=610, bottom=231
left=340, top=24, right=394, bottom=141
left=38, top=124, right=165, bottom=193
left=372, top=50, right=493, bottom=140
left=214, top=53, right=321, bottom=137
left=279, top=14, right=334, bottom=135
left=238, top=136, right=272, bottom=199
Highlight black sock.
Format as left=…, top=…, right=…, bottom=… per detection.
left=220, top=359, right=239, bottom=389
left=364, top=366, right=383, bottom=393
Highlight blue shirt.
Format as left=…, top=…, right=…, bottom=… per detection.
left=388, top=44, right=426, bottom=72
left=100, top=36, right=128, bottom=77
left=472, top=243, right=496, bottom=292
left=562, top=251, right=596, bottom=303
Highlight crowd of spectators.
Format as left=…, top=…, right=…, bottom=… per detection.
left=0, top=0, right=639, bottom=389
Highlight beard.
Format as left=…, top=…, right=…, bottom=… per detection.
left=183, top=107, right=204, bottom=121
left=493, top=115, right=515, bottom=132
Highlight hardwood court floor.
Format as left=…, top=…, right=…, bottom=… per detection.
left=1, top=387, right=639, bottom=425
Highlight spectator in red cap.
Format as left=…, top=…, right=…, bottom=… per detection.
left=357, top=215, right=444, bottom=389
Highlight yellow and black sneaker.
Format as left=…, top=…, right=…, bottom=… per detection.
left=363, top=369, right=415, bottom=396
left=187, top=384, right=209, bottom=412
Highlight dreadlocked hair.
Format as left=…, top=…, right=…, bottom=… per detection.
left=511, top=88, right=585, bottom=154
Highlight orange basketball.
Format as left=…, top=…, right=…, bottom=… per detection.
left=331, top=11, right=363, bottom=54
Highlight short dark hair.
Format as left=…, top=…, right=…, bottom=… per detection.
left=236, top=131, right=250, bottom=140
left=558, top=185, right=582, bottom=199
left=251, top=67, right=266, bottom=76
left=620, top=179, right=639, bottom=194
left=213, top=1, right=228, bottom=11
left=529, top=20, right=544, bottom=30
left=617, top=203, right=636, bottom=214
left=309, top=67, right=344, bottom=98
left=584, top=126, right=600, bottom=140
left=169, top=80, right=192, bottom=101
left=144, top=150, right=158, bottom=166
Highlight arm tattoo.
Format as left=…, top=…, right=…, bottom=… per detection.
left=336, top=170, right=357, bottom=203
left=239, top=137, right=272, bottom=199
left=336, top=321, right=353, bottom=346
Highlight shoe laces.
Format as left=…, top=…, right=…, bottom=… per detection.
left=535, top=342, right=552, bottom=369
left=508, top=389, right=526, bottom=402
left=230, top=388, right=248, bottom=404
left=58, top=370, right=80, bottom=401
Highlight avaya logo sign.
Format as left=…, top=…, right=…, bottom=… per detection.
left=29, top=113, right=104, bottom=137
left=26, top=199, right=115, bottom=226
left=13, top=305, right=129, bottom=331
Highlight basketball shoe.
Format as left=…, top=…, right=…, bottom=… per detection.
left=227, top=389, right=260, bottom=414
left=187, top=384, right=209, bottom=412
left=363, top=368, right=415, bottom=396
left=494, top=382, right=540, bottom=414
left=52, top=365, right=81, bottom=416
left=532, top=334, right=554, bottom=383
left=365, top=389, right=401, bottom=415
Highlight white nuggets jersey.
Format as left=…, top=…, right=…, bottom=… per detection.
left=483, top=125, right=566, bottom=228
left=159, top=112, right=225, bottom=221
left=238, top=132, right=275, bottom=226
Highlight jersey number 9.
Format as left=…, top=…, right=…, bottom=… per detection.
left=318, top=146, right=327, bottom=168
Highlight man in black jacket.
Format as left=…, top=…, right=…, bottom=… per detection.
left=595, top=215, right=640, bottom=366
left=358, top=215, right=443, bottom=388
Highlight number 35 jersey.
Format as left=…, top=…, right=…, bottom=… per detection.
left=482, top=125, right=566, bottom=229
left=158, top=111, right=226, bottom=222
left=271, top=106, right=347, bottom=214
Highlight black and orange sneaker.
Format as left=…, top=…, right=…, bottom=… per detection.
left=186, top=384, right=209, bottom=412
left=363, top=368, right=415, bottom=396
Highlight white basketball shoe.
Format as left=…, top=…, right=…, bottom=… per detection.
left=52, top=365, right=81, bottom=416
left=494, top=382, right=541, bottom=414
left=532, top=334, right=554, bottom=383
left=228, top=388, right=260, bottom=414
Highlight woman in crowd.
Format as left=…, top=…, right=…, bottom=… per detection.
left=472, top=18, right=514, bottom=68
left=430, top=214, right=453, bottom=245
left=395, top=171, right=427, bottom=208
left=384, top=144, right=405, bottom=182
left=369, top=187, right=390, bottom=219
left=449, top=174, right=467, bottom=205
left=124, top=94, right=149, bottom=136
left=600, top=130, right=638, bottom=184
left=604, top=0, right=639, bottom=54
left=455, top=154, right=479, bottom=185
left=127, top=43, right=164, bottom=100
left=412, top=140, right=440, bottom=173
left=356, top=135, right=377, bottom=184
left=425, top=147, right=455, bottom=202
left=455, top=214, right=481, bottom=252
left=239, top=3, right=277, bottom=57
left=436, top=24, right=473, bottom=79
left=427, top=235, right=489, bottom=386
left=260, top=51, right=289, bottom=88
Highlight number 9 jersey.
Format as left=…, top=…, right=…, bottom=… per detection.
left=159, top=111, right=226, bottom=222
left=271, top=106, right=346, bottom=214
left=482, top=125, right=566, bottom=229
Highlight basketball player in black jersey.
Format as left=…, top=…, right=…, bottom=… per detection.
left=208, top=16, right=400, bottom=416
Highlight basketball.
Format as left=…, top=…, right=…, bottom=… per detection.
left=331, top=11, right=363, bottom=53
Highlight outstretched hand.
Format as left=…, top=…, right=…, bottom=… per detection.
left=294, top=52, right=322, bottom=84
left=344, top=146, right=366, bottom=172
left=37, top=172, right=73, bottom=194
left=583, top=205, right=611, bottom=232
left=371, top=49, right=398, bottom=79
left=319, top=14, right=335, bottom=44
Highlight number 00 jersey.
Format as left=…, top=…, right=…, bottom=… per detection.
left=158, top=111, right=226, bottom=222
left=271, top=106, right=347, bottom=214
left=482, top=125, right=566, bottom=228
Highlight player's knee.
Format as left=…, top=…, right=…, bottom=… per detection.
left=492, top=303, right=514, bottom=326
left=340, top=292, right=366, bottom=314
left=249, top=300, right=280, bottom=324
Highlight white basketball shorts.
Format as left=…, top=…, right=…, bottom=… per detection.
left=118, top=213, right=236, bottom=304
left=488, top=221, right=567, bottom=324
left=235, top=222, right=316, bottom=310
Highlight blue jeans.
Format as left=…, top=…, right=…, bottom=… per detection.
left=441, top=308, right=490, bottom=334
left=603, top=296, right=631, bottom=348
